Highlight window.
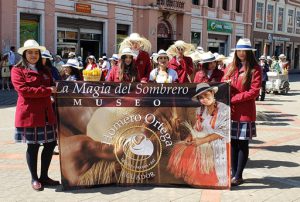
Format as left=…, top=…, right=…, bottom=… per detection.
left=296, top=11, right=300, bottom=28
left=236, top=0, right=242, bottom=13
left=208, top=0, right=213, bottom=8
left=288, top=9, right=294, bottom=26
left=222, top=0, right=228, bottom=10
left=191, top=32, right=201, bottom=47
left=278, top=7, right=284, bottom=31
left=20, top=13, right=40, bottom=46
left=256, top=2, right=263, bottom=21
left=267, top=5, right=273, bottom=23
left=117, top=24, right=129, bottom=50
left=192, top=0, right=199, bottom=5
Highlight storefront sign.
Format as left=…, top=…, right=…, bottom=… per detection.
left=75, top=3, right=91, bottom=14
left=56, top=81, right=231, bottom=190
left=273, top=36, right=290, bottom=42
left=207, top=20, right=232, bottom=33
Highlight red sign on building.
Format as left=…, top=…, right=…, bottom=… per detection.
left=75, top=3, right=91, bottom=14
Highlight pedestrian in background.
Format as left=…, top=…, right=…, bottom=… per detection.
left=11, top=39, right=60, bottom=191
left=41, top=50, right=61, bottom=81
left=1, top=53, right=11, bottom=90
left=62, top=59, right=82, bottom=81
left=258, top=55, right=269, bottom=101
left=222, top=38, right=262, bottom=186
left=8, top=46, right=16, bottom=68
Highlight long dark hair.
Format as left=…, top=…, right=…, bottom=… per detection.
left=226, top=50, right=258, bottom=90
left=118, top=55, right=138, bottom=82
left=69, top=66, right=82, bottom=80
left=16, top=50, right=44, bottom=71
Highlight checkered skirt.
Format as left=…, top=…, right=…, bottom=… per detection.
left=15, top=124, right=57, bottom=144
left=231, top=121, right=256, bottom=140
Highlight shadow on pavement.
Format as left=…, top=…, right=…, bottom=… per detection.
left=231, top=176, right=300, bottom=190
left=250, top=139, right=265, bottom=144
left=250, top=145, right=300, bottom=153
left=247, top=159, right=299, bottom=169
left=256, top=111, right=297, bottom=126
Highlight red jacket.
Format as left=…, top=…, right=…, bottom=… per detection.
left=107, top=66, right=140, bottom=82
left=11, top=66, right=56, bottom=127
left=193, top=69, right=224, bottom=83
left=168, top=56, right=193, bottom=83
left=135, top=50, right=151, bottom=82
left=222, top=64, right=262, bottom=122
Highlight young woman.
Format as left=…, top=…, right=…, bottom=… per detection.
left=41, top=50, right=61, bottom=81
left=11, top=39, right=60, bottom=191
left=149, top=49, right=178, bottom=83
left=222, top=38, right=262, bottom=186
left=85, top=55, right=98, bottom=70
left=258, top=55, right=269, bottom=101
left=1, top=53, right=11, bottom=90
left=167, top=40, right=194, bottom=83
left=167, top=83, right=230, bottom=187
left=107, top=48, right=139, bottom=82
left=62, top=59, right=82, bottom=81
left=194, top=52, right=224, bottom=83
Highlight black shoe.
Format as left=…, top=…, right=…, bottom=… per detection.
left=32, top=180, right=44, bottom=191
left=39, top=177, right=60, bottom=186
left=231, top=177, right=244, bottom=186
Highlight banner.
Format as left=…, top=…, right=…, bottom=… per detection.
left=56, top=81, right=231, bottom=189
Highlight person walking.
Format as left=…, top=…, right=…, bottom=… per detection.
left=222, top=38, right=262, bottom=186
left=11, top=39, right=60, bottom=191
left=1, top=53, right=11, bottom=90
left=258, top=55, right=269, bottom=101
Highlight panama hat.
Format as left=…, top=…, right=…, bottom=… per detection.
left=192, top=83, right=218, bottom=102
left=128, top=33, right=142, bottom=41
left=232, top=38, right=256, bottom=51
left=216, top=54, right=226, bottom=61
left=18, top=39, right=46, bottom=55
left=266, top=56, right=272, bottom=61
left=167, top=40, right=195, bottom=57
left=278, top=54, right=286, bottom=59
left=199, top=52, right=217, bottom=64
left=119, top=47, right=137, bottom=58
left=68, top=52, right=76, bottom=58
left=153, top=49, right=171, bottom=63
left=62, top=59, right=83, bottom=69
left=259, top=55, right=266, bottom=60
left=111, top=54, right=119, bottom=61
left=41, top=50, right=53, bottom=60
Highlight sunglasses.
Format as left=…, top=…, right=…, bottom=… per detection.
left=158, top=56, right=169, bottom=60
left=177, top=47, right=184, bottom=51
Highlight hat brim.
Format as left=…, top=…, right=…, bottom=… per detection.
left=62, top=64, right=83, bottom=70
left=153, top=54, right=171, bottom=63
left=192, top=86, right=218, bottom=102
left=119, top=52, right=137, bottom=58
left=231, top=48, right=257, bottom=51
left=199, top=58, right=217, bottom=64
left=18, top=46, right=46, bottom=55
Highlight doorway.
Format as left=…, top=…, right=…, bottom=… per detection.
left=157, top=38, right=173, bottom=52
left=294, top=47, right=299, bottom=69
left=80, top=40, right=100, bottom=62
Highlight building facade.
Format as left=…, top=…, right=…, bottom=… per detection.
left=0, top=0, right=253, bottom=60
left=253, top=0, right=300, bottom=71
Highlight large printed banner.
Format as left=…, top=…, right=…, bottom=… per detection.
left=56, top=81, right=231, bottom=189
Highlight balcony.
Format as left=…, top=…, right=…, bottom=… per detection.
left=156, top=0, right=185, bottom=12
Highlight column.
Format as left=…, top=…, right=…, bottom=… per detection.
left=45, top=0, right=55, bottom=53
left=107, top=4, right=116, bottom=56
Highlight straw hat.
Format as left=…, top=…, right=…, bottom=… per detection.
left=167, top=40, right=195, bottom=57
left=232, top=38, right=256, bottom=51
left=111, top=54, right=119, bottom=61
left=18, top=39, right=46, bottom=55
left=216, top=54, right=226, bottom=61
left=199, top=52, right=216, bottom=64
left=68, top=52, right=76, bottom=58
left=278, top=54, right=286, bottom=59
left=41, top=50, right=53, bottom=60
left=119, top=33, right=152, bottom=53
left=259, top=55, right=266, bottom=60
left=119, top=47, right=137, bottom=58
left=266, top=56, right=272, bottom=61
left=153, top=49, right=171, bottom=63
left=62, top=59, right=83, bottom=69
left=192, top=83, right=218, bottom=102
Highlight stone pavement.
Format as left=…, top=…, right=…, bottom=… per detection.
left=0, top=75, right=300, bottom=202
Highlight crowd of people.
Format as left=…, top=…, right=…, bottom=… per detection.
left=5, top=33, right=292, bottom=191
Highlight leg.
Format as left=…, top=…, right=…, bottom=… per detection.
left=234, top=140, right=249, bottom=179
left=231, top=139, right=239, bottom=178
left=260, top=81, right=266, bottom=101
left=26, top=143, right=40, bottom=181
left=40, top=141, right=60, bottom=185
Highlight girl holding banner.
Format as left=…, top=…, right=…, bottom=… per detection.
left=222, top=38, right=262, bottom=186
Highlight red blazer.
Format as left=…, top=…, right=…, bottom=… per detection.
left=107, top=66, right=140, bottom=82
left=135, top=50, right=151, bottom=82
left=222, top=64, right=262, bottom=122
left=11, top=66, right=56, bottom=127
left=193, top=69, right=224, bottom=83
left=168, top=56, right=193, bottom=83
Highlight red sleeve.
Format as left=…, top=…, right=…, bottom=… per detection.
left=185, top=57, right=194, bottom=75
left=140, top=52, right=151, bottom=83
left=107, top=66, right=116, bottom=82
left=11, top=67, right=52, bottom=98
left=193, top=71, right=207, bottom=83
left=231, top=66, right=262, bottom=104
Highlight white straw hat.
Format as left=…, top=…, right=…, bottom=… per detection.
left=18, top=39, right=46, bottom=55
left=153, top=49, right=171, bottom=63
left=41, top=50, right=53, bottom=60
left=119, top=47, right=137, bottom=58
left=278, top=54, right=286, bottom=59
left=128, top=33, right=142, bottom=41
left=232, top=38, right=256, bottom=51
left=199, top=52, right=216, bottom=64
left=259, top=55, right=266, bottom=60
left=62, top=59, right=82, bottom=69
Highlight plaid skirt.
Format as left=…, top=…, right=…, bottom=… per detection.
left=15, top=124, right=57, bottom=144
left=231, top=121, right=256, bottom=140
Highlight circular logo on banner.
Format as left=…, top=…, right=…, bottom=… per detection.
left=114, top=126, right=162, bottom=173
